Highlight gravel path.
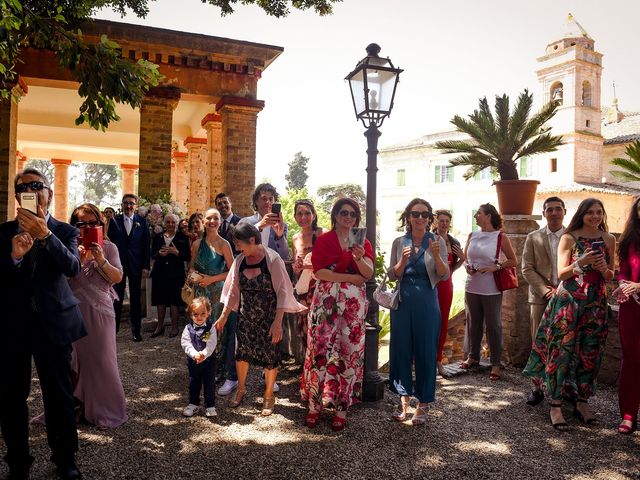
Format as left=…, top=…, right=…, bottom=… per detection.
left=4, top=329, right=640, bottom=480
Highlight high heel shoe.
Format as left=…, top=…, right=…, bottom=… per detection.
left=392, top=397, right=410, bottom=422
left=305, top=411, right=320, bottom=429
left=228, top=389, right=245, bottom=408
left=549, top=402, right=568, bottom=432
left=411, top=404, right=429, bottom=426
left=460, top=358, right=479, bottom=370
left=261, top=396, right=276, bottom=416
left=573, top=398, right=597, bottom=425
left=618, top=414, right=637, bottom=435
left=331, top=414, right=347, bottom=432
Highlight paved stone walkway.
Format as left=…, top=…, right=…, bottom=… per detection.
left=3, top=329, right=639, bottom=479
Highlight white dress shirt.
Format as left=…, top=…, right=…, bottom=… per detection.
left=545, top=225, right=565, bottom=287
left=124, top=213, right=134, bottom=235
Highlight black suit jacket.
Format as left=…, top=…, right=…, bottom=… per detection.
left=108, top=213, right=151, bottom=275
left=150, top=231, right=191, bottom=280
left=220, top=213, right=241, bottom=256
left=0, top=217, right=86, bottom=346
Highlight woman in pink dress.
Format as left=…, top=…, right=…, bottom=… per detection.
left=69, top=203, right=128, bottom=428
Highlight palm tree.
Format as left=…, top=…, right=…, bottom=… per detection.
left=435, top=89, right=565, bottom=181
left=610, top=140, right=640, bottom=182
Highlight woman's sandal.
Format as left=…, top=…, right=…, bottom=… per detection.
left=549, top=402, right=569, bottom=432
left=618, top=414, right=638, bottom=435
left=228, top=389, right=245, bottom=408
left=412, top=404, right=429, bottom=426
left=261, top=396, right=276, bottom=416
left=573, top=398, right=597, bottom=425
left=331, top=414, right=348, bottom=432
left=392, top=397, right=410, bottom=422
left=489, top=369, right=501, bottom=381
left=305, top=411, right=321, bottom=429
left=460, top=358, right=479, bottom=370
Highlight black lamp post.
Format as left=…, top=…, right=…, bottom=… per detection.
left=346, top=43, right=402, bottom=402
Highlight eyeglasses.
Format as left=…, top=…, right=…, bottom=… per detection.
left=338, top=210, right=357, bottom=218
left=409, top=211, right=433, bottom=219
left=75, top=221, right=101, bottom=228
left=122, top=201, right=136, bottom=206
left=15, top=181, right=49, bottom=193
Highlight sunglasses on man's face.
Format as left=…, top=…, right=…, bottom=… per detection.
left=15, top=181, right=48, bottom=193
left=338, top=210, right=357, bottom=218
left=409, top=211, right=433, bottom=219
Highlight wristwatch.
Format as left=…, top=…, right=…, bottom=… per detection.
left=39, top=230, right=53, bottom=242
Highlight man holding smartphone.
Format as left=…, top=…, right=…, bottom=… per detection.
left=522, top=196, right=566, bottom=406
left=239, top=183, right=289, bottom=260
left=0, top=168, right=85, bottom=479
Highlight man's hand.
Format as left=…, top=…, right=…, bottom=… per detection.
left=544, top=286, right=556, bottom=300
left=142, top=269, right=150, bottom=278
left=17, top=205, right=49, bottom=240
left=12, top=232, right=34, bottom=260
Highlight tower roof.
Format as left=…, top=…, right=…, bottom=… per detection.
left=544, top=14, right=596, bottom=56
left=564, top=13, right=593, bottom=40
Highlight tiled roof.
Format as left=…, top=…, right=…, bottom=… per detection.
left=538, top=182, right=640, bottom=196
left=603, top=133, right=640, bottom=145
left=602, top=111, right=640, bottom=144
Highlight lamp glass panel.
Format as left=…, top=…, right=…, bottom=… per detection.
left=365, top=66, right=397, bottom=113
left=349, top=69, right=367, bottom=116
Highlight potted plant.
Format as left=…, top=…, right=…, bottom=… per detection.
left=610, top=140, right=640, bottom=182
left=435, top=89, right=564, bottom=215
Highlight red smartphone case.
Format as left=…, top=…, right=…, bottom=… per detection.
left=82, top=226, right=103, bottom=249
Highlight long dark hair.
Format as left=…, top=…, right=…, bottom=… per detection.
left=400, top=198, right=433, bottom=232
left=294, top=199, right=320, bottom=244
left=565, top=197, right=608, bottom=235
left=618, top=196, right=640, bottom=261
left=330, top=198, right=361, bottom=229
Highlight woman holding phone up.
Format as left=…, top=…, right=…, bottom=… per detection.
left=68, top=203, right=128, bottom=427
left=524, top=198, right=615, bottom=431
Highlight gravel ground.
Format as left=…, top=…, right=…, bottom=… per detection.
left=3, top=328, right=640, bottom=480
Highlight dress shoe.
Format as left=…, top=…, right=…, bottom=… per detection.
left=526, top=389, right=544, bottom=406
left=6, top=454, right=34, bottom=480
left=56, top=462, right=82, bottom=480
left=132, top=333, right=143, bottom=342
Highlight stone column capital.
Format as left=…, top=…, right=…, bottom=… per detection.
left=183, top=137, right=207, bottom=149
left=201, top=113, right=222, bottom=130
left=120, top=163, right=139, bottom=171
left=215, top=96, right=265, bottom=113
left=172, top=151, right=188, bottom=162
left=51, top=158, right=72, bottom=166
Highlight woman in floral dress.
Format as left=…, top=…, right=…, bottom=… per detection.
left=215, top=223, right=305, bottom=416
left=300, top=198, right=374, bottom=431
left=524, top=198, right=615, bottom=431
left=188, top=208, right=234, bottom=379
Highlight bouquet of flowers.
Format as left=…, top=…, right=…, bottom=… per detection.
left=139, top=193, right=185, bottom=236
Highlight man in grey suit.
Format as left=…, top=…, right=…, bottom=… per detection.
left=521, top=196, right=566, bottom=406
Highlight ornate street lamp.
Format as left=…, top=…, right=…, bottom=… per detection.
left=346, top=43, right=402, bottom=401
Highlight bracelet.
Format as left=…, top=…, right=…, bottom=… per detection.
left=572, top=261, right=584, bottom=275
left=100, top=259, right=108, bottom=268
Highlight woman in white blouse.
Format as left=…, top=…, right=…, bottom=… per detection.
left=460, top=203, right=517, bottom=380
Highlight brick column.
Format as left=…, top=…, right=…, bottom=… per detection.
left=202, top=113, right=223, bottom=203
left=172, top=151, right=189, bottom=212
left=120, top=163, right=138, bottom=196
left=50, top=158, right=71, bottom=218
left=0, top=78, right=28, bottom=221
left=138, top=88, right=180, bottom=200
left=216, top=96, right=264, bottom=217
left=184, top=137, right=209, bottom=213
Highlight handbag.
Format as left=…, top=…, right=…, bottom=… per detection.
left=181, top=281, right=195, bottom=304
left=373, top=271, right=400, bottom=310
left=493, top=232, right=518, bottom=291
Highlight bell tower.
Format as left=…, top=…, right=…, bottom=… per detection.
left=536, top=13, right=604, bottom=184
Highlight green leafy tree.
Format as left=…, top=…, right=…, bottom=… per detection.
left=1, top=0, right=337, bottom=131
left=435, top=89, right=564, bottom=181
left=610, top=140, right=640, bottom=182
left=24, top=158, right=54, bottom=181
left=76, top=163, right=120, bottom=206
left=317, top=183, right=366, bottom=221
left=285, top=151, right=309, bottom=191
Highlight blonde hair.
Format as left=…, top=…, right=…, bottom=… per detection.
left=188, top=296, right=212, bottom=314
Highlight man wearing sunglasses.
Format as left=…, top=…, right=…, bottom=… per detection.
left=108, top=193, right=150, bottom=342
left=0, top=168, right=85, bottom=479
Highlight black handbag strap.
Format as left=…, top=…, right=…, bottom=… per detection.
left=494, top=232, right=503, bottom=263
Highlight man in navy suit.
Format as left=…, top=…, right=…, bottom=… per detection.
left=109, top=194, right=150, bottom=342
left=215, top=192, right=241, bottom=256
left=0, top=168, right=85, bottom=479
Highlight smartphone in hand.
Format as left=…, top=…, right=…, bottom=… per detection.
left=20, top=192, right=38, bottom=215
left=591, top=240, right=604, bottom=253
left=271, top=203, right=282, bottom=215
left=82, top=226, right=103, bottom=249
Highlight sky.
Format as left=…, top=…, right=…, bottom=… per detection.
left=95, top=0, right=640, bottom=196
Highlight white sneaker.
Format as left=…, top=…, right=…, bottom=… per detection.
left=217, top=379, right=238, bottom=396
left=205, top=407, right=217, bottom=417
left=183, top=404, right=199, bottom=417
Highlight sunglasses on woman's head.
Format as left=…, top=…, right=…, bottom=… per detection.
left=338, top=210, right=357, bottom=218
left=15, top=181, right=48, bottom=193
left=409, top=211, right=433, bottom=219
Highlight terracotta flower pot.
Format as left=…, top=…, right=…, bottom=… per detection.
left=494, top=179, right=540, bottom=215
